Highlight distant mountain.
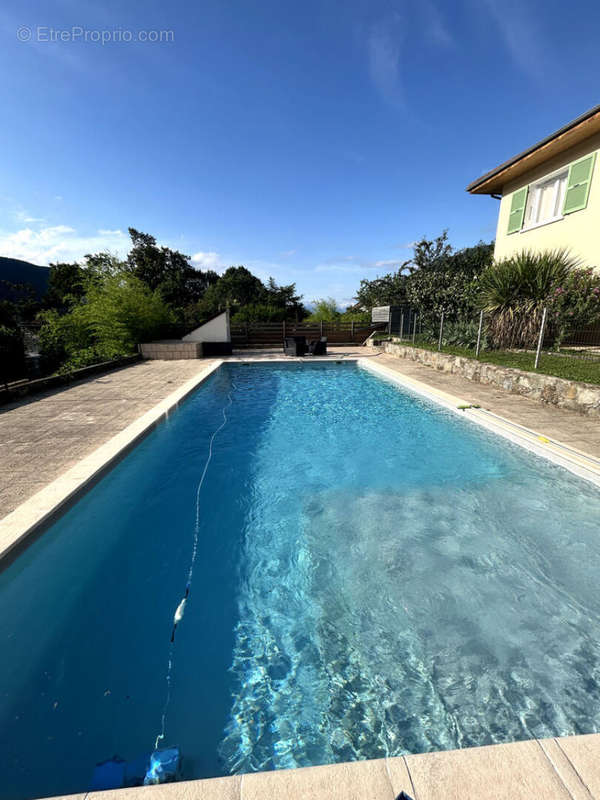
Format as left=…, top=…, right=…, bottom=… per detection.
left=0, top=257, right=50, bottom=300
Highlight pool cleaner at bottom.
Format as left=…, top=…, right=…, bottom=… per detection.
left=90, top=747, right=181, bottom=790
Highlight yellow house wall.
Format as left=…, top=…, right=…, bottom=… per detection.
left=494, top=131, right=600, bottom=266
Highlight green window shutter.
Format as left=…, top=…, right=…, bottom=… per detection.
left=507, top=186, right=528, bottom=234
left=563, top=152, right=596, bottom=215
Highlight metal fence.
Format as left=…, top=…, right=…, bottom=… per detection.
left=230, top=320, right=386, bottom=348
left=379, top=307, right=600, bottom=373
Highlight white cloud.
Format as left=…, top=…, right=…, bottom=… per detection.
left=280, top=249, right=297, bottom=257
left=0, top=224, right=130, bottom=265
left=191, top=251, right=224, bottom=270
left=479, top=0, right=547, bottom=81
left=420, top=0, right=454, bottom=47
left=16, top=212, right=46, bottom=224
left=367, top=13, right=405, bottom=109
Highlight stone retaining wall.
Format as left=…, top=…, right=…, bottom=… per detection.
left=377, top=341, right=600, bottom=417
left=139, top=341, right=202, bottom=360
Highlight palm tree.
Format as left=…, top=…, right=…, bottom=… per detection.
left=479, top=249, right=580, bottom=348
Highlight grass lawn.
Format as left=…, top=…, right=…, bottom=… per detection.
left=379, top=337, right=600, bottom=385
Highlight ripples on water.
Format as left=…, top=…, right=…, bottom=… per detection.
left=218, top=363, right=600, bottom=772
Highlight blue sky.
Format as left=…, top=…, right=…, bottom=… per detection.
left=1, top=0, right=599, bottom=307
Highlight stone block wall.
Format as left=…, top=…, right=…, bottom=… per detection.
left=378, top=342, right=600, bottom=417
left=139, top=341, right=202, bottom=360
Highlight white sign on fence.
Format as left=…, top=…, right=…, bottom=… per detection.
left=371, top=306, right=390, bottom=323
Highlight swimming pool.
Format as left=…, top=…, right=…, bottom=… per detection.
left=2, top=361, right=600, bottom=799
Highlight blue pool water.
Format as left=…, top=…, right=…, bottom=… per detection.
left=2, top=362, right=600, bottom=799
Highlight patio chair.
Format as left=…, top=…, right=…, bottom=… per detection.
left=283, top=336, right=307, bottom=356
left=308, top=337, right=327, bottom=356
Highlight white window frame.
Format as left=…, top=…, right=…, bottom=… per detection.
left=521, top=164, right=569, bottom=232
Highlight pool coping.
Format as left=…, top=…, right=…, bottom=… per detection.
left=4, top=354, right=600, bottom=800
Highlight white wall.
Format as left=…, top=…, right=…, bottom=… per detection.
left=182, top=310, right=231, bottom=342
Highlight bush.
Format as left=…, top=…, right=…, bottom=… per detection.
left=479, top=249, right=580, bottom=349
left=547, top=267, right=600, bottom=347
left=83, top=273, right=174, bottom=352
left=38, top=309, right=91, bottom=372
left=442, top=317, right=487, bottom=350
left=38, top=271, right=174, bottom=373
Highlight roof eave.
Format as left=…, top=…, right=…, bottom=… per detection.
left=466, top=103, right=600, bottom=196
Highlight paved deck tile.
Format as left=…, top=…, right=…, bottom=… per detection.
left=241, top=758, right=397, bottom=800
left=88, top=775, right=241, bottom=800
left=538, top=737, right=594, bottom=799
left=1, top=360, right=215, bottom=516
left=401, top=739, right=573, bottom=800
left=551, top=734, right=600, bottom=797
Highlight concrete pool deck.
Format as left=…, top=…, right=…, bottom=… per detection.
left=2, top=349, right=600, bottom=800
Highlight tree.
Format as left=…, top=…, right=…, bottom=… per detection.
left=404, top=231, right=453, bottom=273
left=264, top=277, right=306, bottom=321
left=355, top=271, right=408, bottom=308
left=44, top=262, right=87, bottom=310
left=405, top=241, right=493, bottom=317
left=126, top=228, right=218, bottom=312
left=307, top=298, right=340, bottom=322
left=354, top=233, right=494, bottom=318
left=340, top=303, right=371, bottom=322
left=196, top=268, right=306, bottom=323
left=206, top=266, right=265, bottom=308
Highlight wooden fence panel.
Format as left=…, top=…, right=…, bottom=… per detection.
left=230, top=322, right=385, bottom=348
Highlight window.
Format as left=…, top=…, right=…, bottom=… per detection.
left=523, top=169, right=568, bottom=229
left=506, top=152, right=597, bottom=235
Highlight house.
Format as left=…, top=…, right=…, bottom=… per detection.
left=467, top=104, right=600, bottom=266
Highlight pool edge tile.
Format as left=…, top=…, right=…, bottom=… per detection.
left=240, top=758, right=395, bottom=800
left=385, top=756, right=415, bottom=798
left=42, top=794, right=87, bottom=800
left=403, top=739, right=572, bottom=800
left=87, top=775, right=241, bottom=800
left=552, top=734, right=600, bottom=797
left=538, top=737, right=594, bottom=799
